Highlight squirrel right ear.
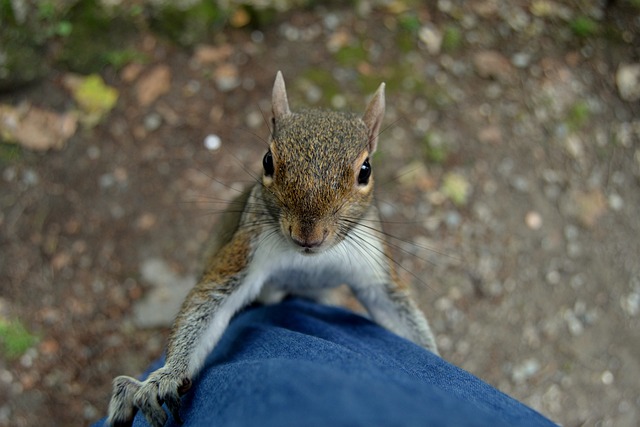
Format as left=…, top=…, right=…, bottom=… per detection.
left=272, top=71, right=291, bottom=122
left=362, top=82, right=385, bottom=154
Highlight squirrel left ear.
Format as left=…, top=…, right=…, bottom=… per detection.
left=362, top=82, right=385, bottom=154
left=272, top=71, right=291, bottom=123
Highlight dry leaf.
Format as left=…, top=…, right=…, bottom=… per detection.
left=63, top=73, right=119, bottom=126
left=193, top=44, right=233, bottom=64
left=136, top=65, right=172, bottom=107
left=570, top=189, right=607, bottom=228
left=0, top=103, right=78, bottom=151
left=441, top=172, right=471, bottom=206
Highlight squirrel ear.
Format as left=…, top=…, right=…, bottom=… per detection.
left=362, top=82, right=385, bottom=154
left=272, top=71, right=291, bottom=122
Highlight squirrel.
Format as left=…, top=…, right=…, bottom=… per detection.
left=107, top=71, right=438, bottom=427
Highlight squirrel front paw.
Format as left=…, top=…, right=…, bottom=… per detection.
left=107, top=368, right=191, bottom=427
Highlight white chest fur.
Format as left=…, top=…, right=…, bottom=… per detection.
left=247, top=222, right=390, bottom=294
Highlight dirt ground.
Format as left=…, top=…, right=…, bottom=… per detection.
left=1, top=2, right=639, bottom=427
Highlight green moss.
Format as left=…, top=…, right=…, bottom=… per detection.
left=441, top=172, right=471, bottom=206
left=393, top=10, right=426, bottom=53
left=0, top=0, right=17, bottom=24
left=36, top=1, right=73, bottom=40
left=398, top=12, right=421, bottom=32
left=0, top=142, right=23, bottom=163
left=334, top=44, right=368, bottom=67
left=422, top=132, right=448, bottom=164
left=0, top=27, right=47, bottom=90
left=0, top=319, right=39, bottom=360
left=242, top=4, right=278, bottom=28
left=58, top=0, right=139, bottom=72
left=150, top=2, right=226, bottom=47
left=104, top=49, right=148, bottom=70
left=395, top=30, right=416, bottom=53
left=570, top=16, right=599, bottom=38
left=567, top=101, right=591, bottom=131
left=442, top=25, right=463, bottom=52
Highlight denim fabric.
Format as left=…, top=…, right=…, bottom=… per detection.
left=96, top=298, right=557, bottom=427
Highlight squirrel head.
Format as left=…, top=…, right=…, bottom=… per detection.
left=261, top=71, right=385, bottom=254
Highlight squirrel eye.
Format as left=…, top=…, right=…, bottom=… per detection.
left=358, top=158, right=371, bottom=185
left=263, top=151, right=274, bottom=177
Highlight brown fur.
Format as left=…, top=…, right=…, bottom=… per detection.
left=106, top=73, right=437, bottom=427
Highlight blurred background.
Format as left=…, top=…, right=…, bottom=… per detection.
left=1, top=0, right=639, bottom=426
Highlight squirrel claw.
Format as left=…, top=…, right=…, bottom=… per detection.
left=178, top=377, right=192, bottom=395
left=107, top=375, right=142, bottom=427
left=165, top=391, right=184, bottom=425
left=108, top=369, right=189, bottom=427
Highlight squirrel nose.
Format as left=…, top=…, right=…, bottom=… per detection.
left=289, top=226, right=327, bottom=249
left=291, top=235, right=325, bottom=249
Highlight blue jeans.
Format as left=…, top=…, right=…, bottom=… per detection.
left=95, top=298, right=557, bottom=427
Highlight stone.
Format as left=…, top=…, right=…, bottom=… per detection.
left=616, top=63, right=640, bottom=102
left=473, top=50, right=515, bottom=82
left=525, top=211, right=543, bottom=230
left=568, top=189, right=607, bottom=228
left=132, top=258, right=195, bottom=328
left=419, top=24, right=443, bottom=55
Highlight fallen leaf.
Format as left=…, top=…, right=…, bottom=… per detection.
left=441, top=172, right=471, bottom=206
left=0, top=103, right=78, bottom=151
left=193, top=44, right=233, bottom=64
left=230, top=8, right=250, bottom=28
left=570, top=189, right=607, bottom=228
left=136, top=65, right=172, bottom=107
left=473, top=50, right=515, bottom=83
left=213, top=63, right=240, bottom=92
left=121, top=62, right=144, bottom=83
left=478, top=125, right=503, bottom=145
left=70, top=74, right=119, bottom=116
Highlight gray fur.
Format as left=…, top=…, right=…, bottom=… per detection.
left=106, top=73, right=438, bottom=427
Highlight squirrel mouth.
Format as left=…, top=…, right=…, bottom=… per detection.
left=301, top=246, right=319, bottom=255
left=289, top=230, right=328, bottom=254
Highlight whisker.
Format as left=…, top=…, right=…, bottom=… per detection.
left=344, top=225, right=435, bottom=292
left=341, top=216, right=460, bottom=263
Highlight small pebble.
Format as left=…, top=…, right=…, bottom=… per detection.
left=601, top=370, right=614, bottom=385
left=564, top=310, right=584, bottom=336
left=331, top=94, right=347, bottom=109
left=143, top=113, right=162, bottom=131
left=246, top=111, right=263, bottom=129
left=2, top=167, right=16, bottom=182
left=419, top=24, right=443, bottom=55
left=546, top=270, right=561, bottom=285
left=22, top=169, right=39, bottom=186
left=616, top=63, right=640, bottom=102
left=621, top=292, right=639, bottom=317
left=511, top=176, right=529, bottom=192
left=99, top=173, right=115, bottom=189
left=87, top=145, right=101, bottom=160
left=525, top=211, right=543, bottom=230
left=250, top=30, right=264, bottom=43
left=512, top=52, right=531, bottom=68
left=512, top=358, right=541, bottom=383
left=445, top=210, right=461, bottom=229
left=608, top=193, right=624, bottom=211
left=204, top=134, right=222, bottom=151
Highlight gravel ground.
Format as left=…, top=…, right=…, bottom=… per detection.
left=1, top=2, right=639, bottom=426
